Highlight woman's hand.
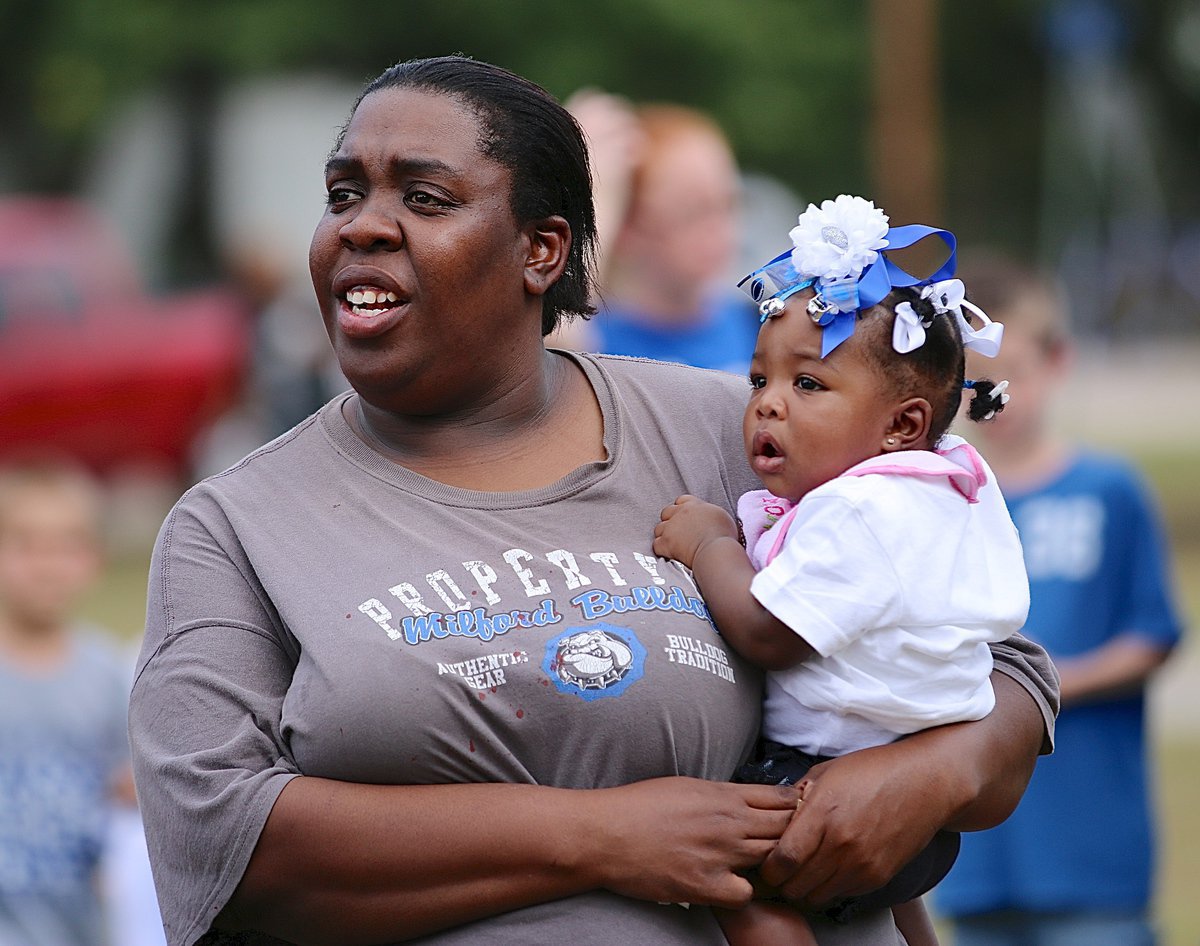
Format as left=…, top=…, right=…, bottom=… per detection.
left=757, top=748, right=947, bottom=909
left=587, top=777, right=801, bottom=909
left=758, top=672, right=1043, bottom=910
left=653, top=494, right=740, bottom=569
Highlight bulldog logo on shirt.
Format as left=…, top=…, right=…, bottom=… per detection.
left=543, top=623, right=646, bottom=701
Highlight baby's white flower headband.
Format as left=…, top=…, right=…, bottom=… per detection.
left=737, top=194, right=1005, bottom=362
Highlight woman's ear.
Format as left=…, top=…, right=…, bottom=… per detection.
left=883, top=397, right=933, bottom=452
left=523, top=215, right=572, bottom=297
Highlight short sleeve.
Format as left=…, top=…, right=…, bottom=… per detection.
left=749, top=495, right=901, bottom=657
left=129, top=497, right=300, bottom=946
left=988, top=631, right=1060, bottom=754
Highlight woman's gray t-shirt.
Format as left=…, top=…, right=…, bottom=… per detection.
left=130, top=352, right=1057, bottom=946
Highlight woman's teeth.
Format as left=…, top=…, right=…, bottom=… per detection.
left=346, top=288, right=400, bottom=306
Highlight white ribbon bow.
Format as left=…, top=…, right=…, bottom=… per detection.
left=921, top=279, right=1004, bottom=357
left=891, top=301, right=927, bottom=353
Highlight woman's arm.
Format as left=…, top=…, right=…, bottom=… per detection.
left=758, top=670, right=1046, bottom=909
left=219, top=775, right=799, bottom=945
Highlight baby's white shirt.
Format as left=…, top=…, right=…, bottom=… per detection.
left=745, top=437, right=1030, bottom=756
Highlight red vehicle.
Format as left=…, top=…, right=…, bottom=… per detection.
left=0, top=197, right=250, bottom=476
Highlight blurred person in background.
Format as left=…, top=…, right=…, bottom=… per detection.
left=934, top=255, right=1186, bottom=946
left=0, top=460, right=161, bottom=946
left=557, top=94, right=759, bottom=373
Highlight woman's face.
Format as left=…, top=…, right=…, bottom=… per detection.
left=309, top=87, right=537, bottom=413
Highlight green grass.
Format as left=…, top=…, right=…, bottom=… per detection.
left=80, top=549, right=152, bottom=642
left=1159, top=738, right=1200, bottom=945
left=1137, top=445, right=1200, bottom=946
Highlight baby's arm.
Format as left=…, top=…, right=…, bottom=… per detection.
left=716, top=902, right=819, bottom=946
left=654, top=495, right=813, bottom=670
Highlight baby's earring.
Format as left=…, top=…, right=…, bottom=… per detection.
left=885, top=437, right=897, bottom=446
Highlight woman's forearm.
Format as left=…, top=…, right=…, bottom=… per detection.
left=218, top=774, right=799, bottom=945
left=933, top=670, right=1045, bottom=832
left=758, top=669, right=1047, bottom=906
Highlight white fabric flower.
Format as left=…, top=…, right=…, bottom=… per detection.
left=788, top=195, right=890, bottom=281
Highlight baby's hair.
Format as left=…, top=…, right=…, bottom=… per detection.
left=856, top=286, right=1006, bottom=445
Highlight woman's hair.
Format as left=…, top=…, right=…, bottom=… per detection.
left=858, top=286, right=1006, bottom=445
left=346, top=55, right=598, bottom=336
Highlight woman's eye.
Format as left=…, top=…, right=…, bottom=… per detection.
left=748, top=375, right=766, bottom=390
left=324, top=186, right=359, bottom=208
left=407, top=189, right=449, bottom=210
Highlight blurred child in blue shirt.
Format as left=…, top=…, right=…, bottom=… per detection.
left=935, top=257, right=1185, bottom=946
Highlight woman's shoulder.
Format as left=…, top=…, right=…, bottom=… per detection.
left=582, top=351, right=747, bottom=410
left=169, top=401, right=339, bottom=522
left=573, top=351, right=756, bottom=497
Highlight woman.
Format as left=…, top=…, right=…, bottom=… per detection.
left=129, top=56, right=1058, bottom=946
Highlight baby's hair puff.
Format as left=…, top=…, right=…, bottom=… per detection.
left=858, top=287, right=1009, bottom=444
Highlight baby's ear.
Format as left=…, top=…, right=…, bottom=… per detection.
left=883, top=397, right=933, bottom=452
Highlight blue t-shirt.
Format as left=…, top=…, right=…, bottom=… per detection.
left=590, top=293, right=759, bottom=375
left=0, top=629, right=130, bottom=945
left=936, top=452, right=1184, bottom=916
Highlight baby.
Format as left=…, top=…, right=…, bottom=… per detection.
left=653, top=196, right=1030, bottom=945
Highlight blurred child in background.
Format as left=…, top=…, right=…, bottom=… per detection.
left=558, top=94, right=759, bottom=373
left=0, top=460, right=163, bottom=946
left=935, top=256, right=1186, bottom=946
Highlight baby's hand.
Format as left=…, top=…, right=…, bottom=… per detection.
left=653, top=495, right=739, bottom=568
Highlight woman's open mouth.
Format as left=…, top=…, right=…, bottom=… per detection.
left=336, top=284, right=409, bottom=339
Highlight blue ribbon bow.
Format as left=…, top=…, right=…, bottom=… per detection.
left=738, top=224, right=958, bottom=358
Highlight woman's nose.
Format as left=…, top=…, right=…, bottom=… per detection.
left=339, top=199, right=404, bottom=250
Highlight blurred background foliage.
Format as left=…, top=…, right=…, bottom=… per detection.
left=3, top=0, right=861, bottom=195
left=4, top=0, right=1200, bottom=334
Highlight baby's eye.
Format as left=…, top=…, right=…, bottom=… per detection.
left=748, top=374, right=766, bottom=390
left=796, top=375, right=823, bottom=391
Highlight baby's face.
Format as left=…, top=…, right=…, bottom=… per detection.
left=743, top=299, right=900, bottom=502
left=0, top=488, right=100, bottom=629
